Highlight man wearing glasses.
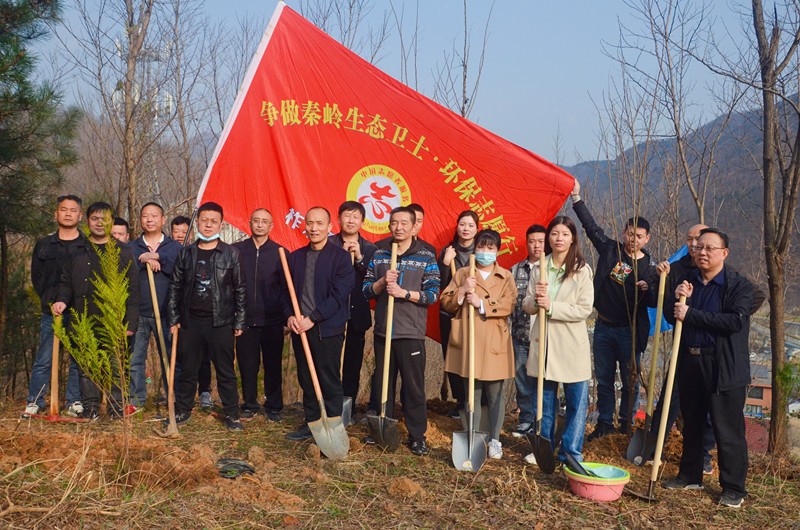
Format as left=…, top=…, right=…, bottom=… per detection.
left=233, top=209, right=287, bottom=422
left=663, top=228, right=755, bottom=509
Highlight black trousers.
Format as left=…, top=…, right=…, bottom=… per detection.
left=197, top=349, right=211, bottom=394
left=439, top=313, right=465, bottom=405
left=291, top=328, right=344, bottom=423
left=651, top=357, right=716, bottom=463
left=678, top=352, right=748, bottom=495
left=342, top=325, right=367, bottom=401
left=372, top=336, right=428, bottom=443
left=176, top=319, right=240, bottom=418
left=236, top=323, right=285, bottom=412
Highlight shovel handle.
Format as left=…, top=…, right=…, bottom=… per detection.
left=279, top=247, right=327, bottom=408
left=650, top=295, right=686, bottom=483
left=450, top=260, right=457, bottom=277
left=147, top=263, right=170, bottom=394
left=536, top=254, right=546, bottom=425
left=380, top=243, right=399, bottom=417
left=166, top=327, right=179, bottom=432
left=645, top=270, right=668, bottom=415
left=340, top=251, right=356, bottom=380
left=466, top=255, right=476, bottom=414
left=49, top=315, right=62, bottom=417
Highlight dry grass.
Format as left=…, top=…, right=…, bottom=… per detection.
left=2, top=397, right=799, bottom=529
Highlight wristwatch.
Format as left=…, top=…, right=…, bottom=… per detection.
left=404, top=290, right=412, bottom=300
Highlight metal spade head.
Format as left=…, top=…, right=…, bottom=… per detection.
left=525, top=425, right=556, bottom=475
left=341, top=396, right=353, bottom=428
left=452, top=430, right=489, bottom=472
left=626, top=424, right=657, bottom=465
left=366, top=412, right=401, bottom=452
left=308, top=410, right=350, bottom=460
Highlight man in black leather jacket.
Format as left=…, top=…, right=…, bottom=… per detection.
left=168, top=202, right=247, bottom=431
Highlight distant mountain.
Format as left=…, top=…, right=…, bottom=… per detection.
left=561, top=102, right=799, bottom=309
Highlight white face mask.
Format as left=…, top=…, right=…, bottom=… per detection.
left=197, top=232, right=220, bottom=242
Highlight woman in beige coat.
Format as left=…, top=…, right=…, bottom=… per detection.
left=441, top=229, right=517, bottom=459
left=522, top=216, right=594, bottom=463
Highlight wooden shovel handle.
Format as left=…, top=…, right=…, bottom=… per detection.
left=536, top=254, right=547, bottom=424
left=279, top=247, right=326, bottom=405
left=49, top=315, right=62, bottom=417
left=650, top=295, right=687, bottom=482
left=466, top=255, right=477, bottom=413
left=645, top=270, right=668, bottom=415
left=380, top=243, right=398, bottom=414
left=146, top=263, right=170, bottom=388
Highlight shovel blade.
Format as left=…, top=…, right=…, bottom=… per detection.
left=452, top=430, right=489, bottom=472
left=626, top=427, right=657, bottom=465
left=308, top=414, right=350, bottom=460
left=366, top=413, right=401, bottom=452
left=525, top=430, right=556, bottom=475
left=341, top=397, right=353, bottom=427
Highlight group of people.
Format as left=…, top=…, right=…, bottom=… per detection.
left=23, top=180, right=758, bottom=508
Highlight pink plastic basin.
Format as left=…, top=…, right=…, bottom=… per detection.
left=563, top=462, right=630, bottom=502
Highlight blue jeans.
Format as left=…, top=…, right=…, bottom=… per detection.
left=541, top=379, right=589, bottom=462
left=129, top=315, right=172, bottom=407
left=513, top=338, right=535, bottom=425
left=27, top=313, right=81, bottom=408
left=593, top=322, right=641, bottom=426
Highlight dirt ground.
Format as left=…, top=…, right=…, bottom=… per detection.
left=2, top=397, right=799, bottom=529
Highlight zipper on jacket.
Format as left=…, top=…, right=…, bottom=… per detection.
left=253, top=247, right=260, bottom=306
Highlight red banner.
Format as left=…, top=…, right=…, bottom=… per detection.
left=198, top=2, right=574, bottom=262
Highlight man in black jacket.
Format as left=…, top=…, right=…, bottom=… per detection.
left=663, top=228, right=754, bottom=509
left=283, top=206, right=353, bottom=442
left=23, top=195, right=86, bottom=418
left=167, top=202, right=247, bottom=431
left=570, top=181, right=658, bottom=439
left=233, top=208, right=286, bottom=422
left=331, top=201, right=377, bottom=407
left=52, top=202, right=139, bottom=419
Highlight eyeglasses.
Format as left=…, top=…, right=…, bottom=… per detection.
left=695, top=245, right=727, bottom=253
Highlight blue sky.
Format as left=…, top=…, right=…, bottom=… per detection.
left=203, top=1, right=743, bottom=166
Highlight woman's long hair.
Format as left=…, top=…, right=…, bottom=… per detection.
left=544, top=216, right=585, bottom=280
left=450, top=210, right=479, bottom=247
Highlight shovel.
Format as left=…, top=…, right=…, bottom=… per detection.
left=147, top=263, right=171, bottom=399
left=340, top=251, right=355, bottom=428
left=630, top=295, right=686, bottom=502
left=156, top=326, right=181, bottom=438
left=367, top=243, right=401, bottom=452
left=280, top=247, right=349, bottom=460
left=452, top=255, right=489, bottom=472
left=525, top=254, right=556, bottom=474
left=627, top=270, right=667, bottom=464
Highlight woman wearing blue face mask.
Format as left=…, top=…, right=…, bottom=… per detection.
left=440, top=229, right=517, bottom=460
left=522, top=216, right=594, bottom=464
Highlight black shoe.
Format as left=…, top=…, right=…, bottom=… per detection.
left=240, top=409, right=258, bottom=421
left=587, top=421, right=615, bottom=442
left=163, top=411, right=191, bottom=427
left=719, top=490, right=744, bottom=508
left=663, top=477, right=703, bottom=490
left=225, top=416, right=244, bottom=431
left=83, top=409, right=100, bottom=422
left=409, top=440, right=429, bottom=456
left=285, top=424, right=313, bottom=441
left=266, top=409, right=282, bottom=422
left=362, top=436, right=376, bottom=445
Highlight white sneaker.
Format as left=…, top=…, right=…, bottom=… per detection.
left=21, top=403, right=40, bottom=418
left=488, top=439, right=503, bottom=459
left=65, top=401, right=84, bottom=417
left=523, top=453, right=537, bottom=465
